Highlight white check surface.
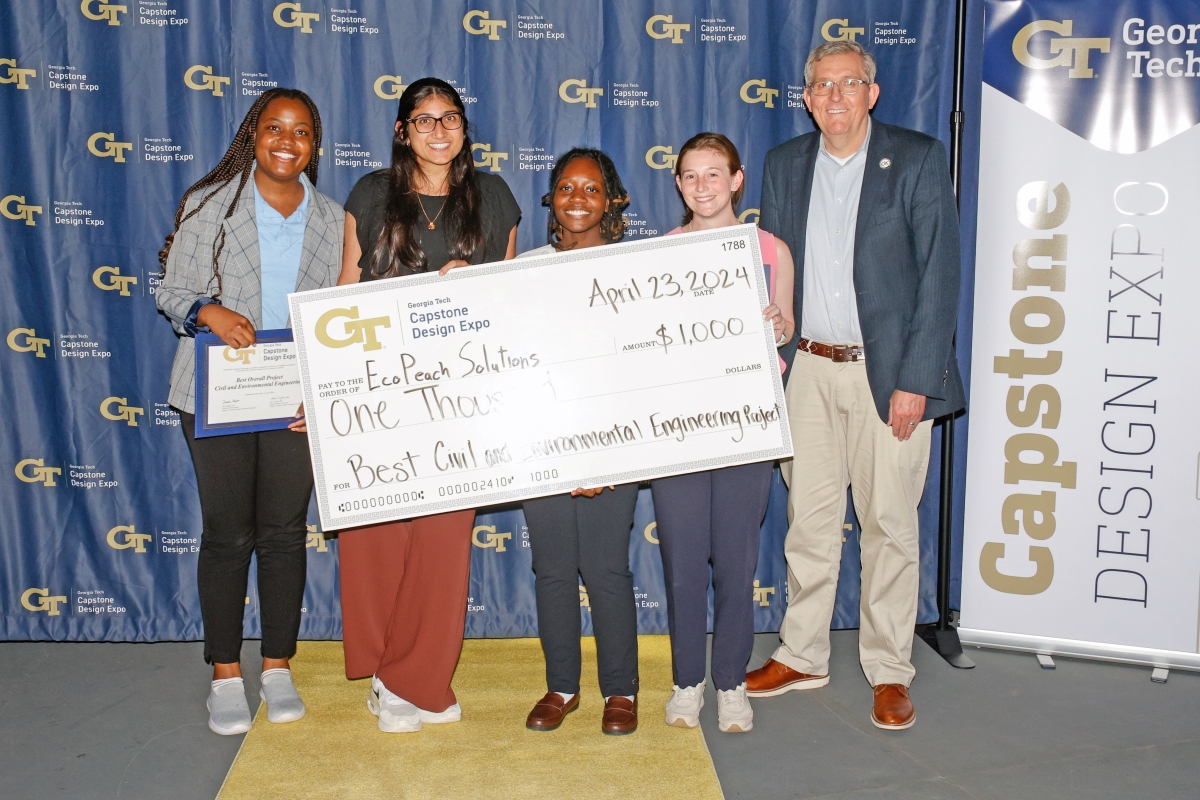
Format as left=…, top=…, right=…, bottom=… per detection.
left=289, top=224, right=792, bottom=530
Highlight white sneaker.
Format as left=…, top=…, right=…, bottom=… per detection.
left=368, top=675, right=421, bottom=733
left=207, top=678, right=253, bottom=736
left=717, top=683, right=754, bottom=733
left=419, top=703, right=462, bottom=724
left=259, top=668, right=306, bottom=723
left=665, top=682, right=705, bottom=728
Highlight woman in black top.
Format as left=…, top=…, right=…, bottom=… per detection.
left=336, top=78, right=520, bottom=734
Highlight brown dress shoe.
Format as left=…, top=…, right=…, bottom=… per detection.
left=871, top=684, right=915, bottom=730
left=601, top=695, right=637, bottom=735
left=745, top=659, right=829, bottom=697
left=526, top=692, right=579, bottom=731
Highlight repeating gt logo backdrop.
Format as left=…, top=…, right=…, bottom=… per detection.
left=740, top=79, right=779, bottom=108
left=15, top=459, right=61, bottom=487
left=7, top=328, right=50, bottom=357
left=106, top=525, right=152, bottom=552
left=92, top=266, right=137, bottom=296
left=80, top=0, right=126, bottom=26
left=2, top=195, right=42, bottom=225
left=472, top=143, right=508, bottom=172
left=101, top=396, right=145, bottom=426
left=645, top=146, right=678, bottom=170
left=646, top=14, right=690, bottom=43
left=374, top=75, right=408, bottom=100
left=472, top=524, right=513, bottom=552
left=314, top=307, right=391, bottom=351
left=273, top=2, right=320, bottom=33
left=1013, top=20, right=1111, bottom=78
left=184, top=65, right=231, bottom=97
left=463, top=10, right=507, bottom=40
left=822, top=19, right=865, bottom=42
left=559, top=79, right=604, bottom=108
left=21, top=588, right=68, bottom=615
left=88, top=132, right=133, bottom=163
left=0, top=59, right=37, bottom=89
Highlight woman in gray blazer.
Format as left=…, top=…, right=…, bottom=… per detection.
left=156, top=88, right=344, bottom=737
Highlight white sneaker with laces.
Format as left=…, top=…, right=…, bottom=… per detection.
left=368, top=675, right=421, bottom=733
left=207, top=677, right=253, bottom=736
left=717, top=683, right=754, bottom=733
left=665, top=682, right=705, bottom=728
left=259, top=668, right=306, bottom=723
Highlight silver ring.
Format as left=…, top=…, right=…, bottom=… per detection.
left=908, top=422, right=915, bottom=426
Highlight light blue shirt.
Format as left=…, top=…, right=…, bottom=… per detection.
left=802, top=122, right=871, bottom=345
left=254, top=172, right=310, bottom=330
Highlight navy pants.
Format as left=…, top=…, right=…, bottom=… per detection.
left=651, top=461, right=773, bottom=690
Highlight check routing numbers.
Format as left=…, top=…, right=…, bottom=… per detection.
left=289, top=224, right=793, bottom=529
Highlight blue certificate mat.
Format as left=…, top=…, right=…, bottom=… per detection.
left=194, top=329, right=302, bottom=438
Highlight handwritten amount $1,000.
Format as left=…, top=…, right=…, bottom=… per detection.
left=654, top=317, right=746, bottom=354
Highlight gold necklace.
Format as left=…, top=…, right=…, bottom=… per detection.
left=415, top=193, right=447, bottom=230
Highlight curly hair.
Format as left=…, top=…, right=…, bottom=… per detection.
left=158, top=88, right=322, bottom=298
left=541, top=148, right=630, bottom=247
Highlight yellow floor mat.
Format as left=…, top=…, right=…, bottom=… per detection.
left=218, top=635, right=724, bottom=800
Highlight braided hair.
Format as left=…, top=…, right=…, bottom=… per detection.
left=541, top=148, right=630, bottom=247
left=158, top=88, right=323, bottom=298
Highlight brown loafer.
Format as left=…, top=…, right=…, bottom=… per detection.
left=526, top=692, right=579, bottom=731
left=601, top=695, right=637, bottom=735
left=871, top=684, right=915, bottom=730
left=745, top=658, right=829, bottom=697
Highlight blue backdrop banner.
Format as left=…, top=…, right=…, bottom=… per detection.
left=1, top=0, right=965, bottom=642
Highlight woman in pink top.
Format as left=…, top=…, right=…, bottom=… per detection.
left=653, top=133, right=795, bottom=734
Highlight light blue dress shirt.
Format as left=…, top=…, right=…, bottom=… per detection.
left=801, top=121, right=871, bottom=345
left=253, top=172, right=310, bottom=330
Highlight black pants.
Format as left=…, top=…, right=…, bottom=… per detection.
left=523, top=484, right=640, bottom=698
left=651, top=462, right=773, bottom=690
left=180, top=411, right=313, bottom=664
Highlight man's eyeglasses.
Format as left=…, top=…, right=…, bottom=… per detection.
left=406, top=113, right=463, bottom=133
left=807, top=78, right=871, bottom=96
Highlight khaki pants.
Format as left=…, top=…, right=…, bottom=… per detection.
left=776, top=350, right=930, bottom=687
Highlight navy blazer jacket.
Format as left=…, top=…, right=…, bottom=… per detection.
left=761, top=120, right=966, bottom=422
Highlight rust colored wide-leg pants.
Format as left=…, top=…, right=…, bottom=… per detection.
left=338, top=510, right=475, bottom=713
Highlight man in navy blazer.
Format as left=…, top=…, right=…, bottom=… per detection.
left=746, top=40, right=965, bottom=731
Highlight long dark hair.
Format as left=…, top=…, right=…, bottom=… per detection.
left=158, top=88, right=322, bottom=298
left=541, top=148, right=630, bottom=247
left=366, top=78, right=484, bottom=278
left=674, top=132, right=744, bottom=226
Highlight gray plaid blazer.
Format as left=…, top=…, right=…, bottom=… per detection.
left=157, top=173, right=345, bottom=414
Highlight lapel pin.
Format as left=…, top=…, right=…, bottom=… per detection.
left=879, top=158, right=892, bottom=169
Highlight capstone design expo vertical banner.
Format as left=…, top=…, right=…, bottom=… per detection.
left=962, top=0, right=1200, bottom=667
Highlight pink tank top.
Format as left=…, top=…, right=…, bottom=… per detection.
left=667, top=226, right=787, bottom=374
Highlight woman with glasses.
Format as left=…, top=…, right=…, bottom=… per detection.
left=336, top=77, right=520, bottom=734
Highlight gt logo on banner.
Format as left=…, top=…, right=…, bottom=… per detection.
left=472, top=143, right=508, bottom=172
left=463, top=10, right=507, bottom=40
left=314, top=307, right=391, bottom=351
left=273, top=2, right=320, bottom=33
left=822, top=19, right=865, bottom=42
left=224, top=346, right=254, bottom=364
left=740, top=79, right=779, bottom=108
left=15, top=459, right=61, bottom=487
left=306, top=525, right=329, bottom=551
left=374, top=75, right=407, bottom=99
left=646, top=14, right=690, bottom=44
left=22, top=588, right=68, bottom=615
left=7, top=328, right=50, bottom=357
left=107, top=525, right=152, bottom=553
left=92, top=266, right=137, bottom=296
left=643, top=522, right=659, bottom=544
left=0, top=59, right=36, bottom=89
left=101, top=396, right=145, bottom=426
left=559, top=79, right=603, bottom=108
left=88, top=132, right=133, bottom=163
left=1013, top=20, right=1110, bottom=78
left=80, top=0, right=126, bottom=25
left=753, top=579, right=776, bottom=606
left=645, top=146, right=678, bottom=170
left=473, top=524, right=512, bottom=552
left=738, top=208, right=760, bottom=224
left=1, top=195, right=41, bottom=225
left=184, top=65, right=231, bottom=97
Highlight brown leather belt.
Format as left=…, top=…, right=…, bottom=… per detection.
left=798, top=337, right=865, bottom=363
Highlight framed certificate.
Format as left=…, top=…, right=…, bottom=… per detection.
left=193, top=329, right=304, bottom=438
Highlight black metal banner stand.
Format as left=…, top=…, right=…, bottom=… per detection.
left=919, top=0, right=975, bottom=669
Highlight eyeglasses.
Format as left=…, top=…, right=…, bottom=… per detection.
left=405, top=113, right=463, bottom=133
left=807, top=78, right=870, bottom=96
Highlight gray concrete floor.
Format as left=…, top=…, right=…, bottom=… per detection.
left=700, top=631, right=1200, bottom=799
left=2, top=633, right=1198, bottom=799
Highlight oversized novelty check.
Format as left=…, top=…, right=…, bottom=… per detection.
left=289, top=223, right=792, bottom=530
